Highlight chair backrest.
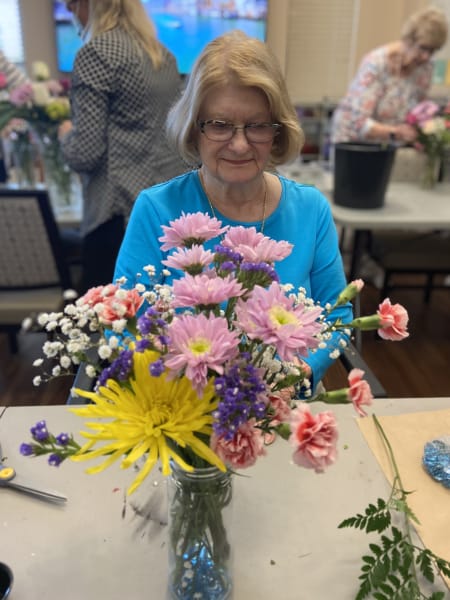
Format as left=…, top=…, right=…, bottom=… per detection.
left=0, top=187, right=72, bottom=290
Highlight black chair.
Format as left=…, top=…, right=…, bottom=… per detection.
left=368, top=230, right=450, bottom=303
left=0, top=187, right=74, bottom=352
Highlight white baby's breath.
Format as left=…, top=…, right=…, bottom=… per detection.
left=98, top=344, right=113, bottom=360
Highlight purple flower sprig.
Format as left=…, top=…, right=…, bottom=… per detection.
left=212, top=355, right=267, bottom=441
left=20, top=420, right=81, bottom=467
left=238, top=261, right=279, bottom=291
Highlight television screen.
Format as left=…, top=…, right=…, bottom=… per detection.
left=53, top=0, right=268, bottom=75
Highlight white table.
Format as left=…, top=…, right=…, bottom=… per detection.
left=279, top=162, right=450, bottom=279
left=1, top=399, right=449, bottom=599
left=327, top=182, right=450, bottom=279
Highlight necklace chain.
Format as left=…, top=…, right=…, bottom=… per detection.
left=199, top=171, right=267, bottom=234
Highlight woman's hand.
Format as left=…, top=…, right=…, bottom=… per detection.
left=58, top=120, right=73, bottom=140
left=392, top=123, right=417, bottom=143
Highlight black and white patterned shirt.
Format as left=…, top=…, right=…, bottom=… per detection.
left=61, top=27, right=187, bottom=235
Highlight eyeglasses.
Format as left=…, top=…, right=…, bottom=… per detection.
left=198, top=119, right=282, bottom=143
left=414, top=42, right=437, bottom=56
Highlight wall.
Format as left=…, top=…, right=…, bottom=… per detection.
left=20, top=0, right=57, bottom=77
left=19, top=0, right=450, bottom=103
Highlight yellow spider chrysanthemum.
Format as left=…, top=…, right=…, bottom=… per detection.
left=70, top=349, right=225, bottom=494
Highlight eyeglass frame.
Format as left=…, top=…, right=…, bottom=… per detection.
left=413, top=41, right=438, bottom=56
left=197, top=119, right=282, bottom=143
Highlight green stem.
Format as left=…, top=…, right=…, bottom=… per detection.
left=372, top=414, right=420, bottom=587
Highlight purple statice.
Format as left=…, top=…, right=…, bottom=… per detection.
left=214, top=244, right=243, bottom=272
left=20, top=442, right=34, bottom=456
left=56, top=433, right=70, bottom=446
left=213, top=357, right=267, bottom=440
left=30, top=420, right=49, bottom=442
left=149, top=358, right=165, bottom=377
left=98, top=349, right=133, bottom=387
left=239, top=261, right=279, bottom=289
left=48, top=453, right=63, bottom=467
left=137, top=307, right=168, bottom=337
left=135, top=338, right=151, bottom=353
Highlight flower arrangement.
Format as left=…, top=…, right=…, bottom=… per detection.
left=0, top=61, right=72, bottom=202
left=20, top=213, right=409, bottom=597
left=22, top=212, right=409, bottom=487
left=406, top=100, right=450, bottom=187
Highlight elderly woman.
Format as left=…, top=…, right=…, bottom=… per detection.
left=59, top=0, right=186, bottom=292
left=331, top=6, right=448, bottom=144
left=114, top=30, right=353, bottom=389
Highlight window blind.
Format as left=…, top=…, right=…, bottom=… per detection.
left=0, top=0, right=25, bottom=64
left=284, top=0, right=358, bottom=104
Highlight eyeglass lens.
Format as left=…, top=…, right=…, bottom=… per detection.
left=200, top=120, right=280, bottom=143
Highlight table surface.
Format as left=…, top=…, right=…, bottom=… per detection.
left=278, top=162, right=450, bottom=230
left=327, top=181, right=450, bottom=230
left=1, top=398, right=449, bottom=600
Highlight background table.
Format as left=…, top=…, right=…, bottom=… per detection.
left=278, top=162, right=450, bottom=280
left=1, top=398, right=449, bottom=600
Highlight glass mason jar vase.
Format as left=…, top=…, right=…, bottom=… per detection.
left=421, top=153, right=440, bottom=189
left=167, top=463, right=233, bottom=600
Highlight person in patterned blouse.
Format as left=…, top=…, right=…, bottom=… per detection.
left=59, top=0, right=187, bottom=292
left=331, top=6, right=448, bottom=145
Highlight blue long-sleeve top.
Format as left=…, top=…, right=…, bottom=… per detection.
left=114, top=170, right=352, bottom=388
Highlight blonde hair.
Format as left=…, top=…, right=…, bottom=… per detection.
left=87, top=0, right=164, bottom=68
left=167, top=30, right=304, bottom=167
left=402, top=6, right=448, bottom=49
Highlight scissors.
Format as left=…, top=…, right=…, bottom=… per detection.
left=0, top=443, right=67, bottom=504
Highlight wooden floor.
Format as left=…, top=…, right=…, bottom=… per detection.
left=0, top=282, right=449, bottom=407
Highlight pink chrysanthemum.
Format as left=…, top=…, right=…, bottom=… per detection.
left=235, top=282, right=323, bottom=361
left=159, top=212, right=228, bottom=250
left=289, top=403, right=338, bottom=472
left=162, top=245, right=214, bottom=274
left=172, top=272, right=244, bottom=308
left=164, top=313, right=240, bottom=394
left=222, top=226, right=293, bottom=262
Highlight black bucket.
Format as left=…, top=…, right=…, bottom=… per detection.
left=333, top=142, right=396, bottom=209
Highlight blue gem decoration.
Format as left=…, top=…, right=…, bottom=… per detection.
left=422, top=437, right=450, bottom=489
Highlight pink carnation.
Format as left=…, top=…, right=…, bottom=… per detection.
left=289, top=403, right=338, bottom=472
left=0, top=72, right=7, bottom=90
left=347, top=368, right=373, bottom=416
left=97, top=289, right=144, bottom=325
left=211, top=419, right=266, bottom=468
left=77, top=284, right=118, bottom=308
left=377, top=298, right=409, bottom=341
left=268, top=390, right=293, bottom=426
left=76, top=284, right=143, bottom=325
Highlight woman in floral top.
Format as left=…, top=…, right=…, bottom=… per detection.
left=331, top=6, right=448, bottom=144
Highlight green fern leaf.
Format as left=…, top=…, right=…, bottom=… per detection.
left=417, top=549, right=435, bottom=583
left=435, top=557, right=450, bottom=578
left=369, top=543, right=383, bottom=557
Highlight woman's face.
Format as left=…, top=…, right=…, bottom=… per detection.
left=196, top=84, right=275, bottom=186
left=404, top=39, right=436, bottom=69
